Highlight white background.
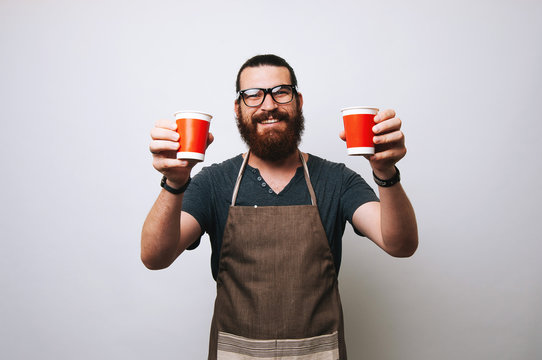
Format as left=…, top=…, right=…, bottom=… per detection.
left=1, top=0, right=541, bottom=359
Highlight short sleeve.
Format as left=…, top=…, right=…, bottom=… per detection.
left=340, top=167, right=379, bottom=232
left=181, top=168, right=213, bottom=250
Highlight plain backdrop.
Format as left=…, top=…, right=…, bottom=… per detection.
left=1, top=0, right=541, bottom=359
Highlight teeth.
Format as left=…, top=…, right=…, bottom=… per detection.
left=260, top=119, right=279, bottom=124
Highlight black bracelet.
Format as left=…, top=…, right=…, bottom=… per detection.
left=373, top=166, right=400, bottom=187
left=160, top=176, right=191, bottom=194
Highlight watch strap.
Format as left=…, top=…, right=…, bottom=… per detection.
left=373, top=166, right=400, bottom=187
left=160, top=176, right=191, bottom=194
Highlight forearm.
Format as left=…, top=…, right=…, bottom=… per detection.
left=377, top=182, right=418, bottom=257
left=141, top=189, right=184, bottom=269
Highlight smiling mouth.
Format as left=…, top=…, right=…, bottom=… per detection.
left=258, top=118, right=281, bottom=124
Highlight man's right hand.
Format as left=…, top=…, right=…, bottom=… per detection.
left=149, top=120, right=214, bottom=188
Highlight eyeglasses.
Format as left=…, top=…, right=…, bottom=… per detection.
left=238, top=84, right=297, bottom=107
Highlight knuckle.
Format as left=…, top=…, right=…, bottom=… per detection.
left=149, top=141, right=161, bottom=154
left=394, top=147, right=407, bottom=159
left=152, top=159, right=162, bottom=171
left=160, top=160, right=171, bottom=170
left=150, top=127, right=164, bottom=140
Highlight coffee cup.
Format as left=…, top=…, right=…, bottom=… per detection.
left=341, top=106, right=379, bottom=155
left=173, top=111, right=212, bottom=161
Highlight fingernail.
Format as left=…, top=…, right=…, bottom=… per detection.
left=373, top=125, right=380, bottom=133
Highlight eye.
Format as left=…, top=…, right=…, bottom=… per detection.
left=243, top=89, right=263, bottom=99
left=272, top=86, right=292, bottom=97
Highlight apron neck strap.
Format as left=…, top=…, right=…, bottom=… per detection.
left=231, top=151, right=317, bottom=206
left=231, top=152, right=250, bottom=206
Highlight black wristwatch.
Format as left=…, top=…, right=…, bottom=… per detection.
left=373, top=166, right=400, bottom=187
left=160, top=176, right=191, bottom=194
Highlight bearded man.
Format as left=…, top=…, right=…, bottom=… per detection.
left=142, top=54, right=418, bottom=360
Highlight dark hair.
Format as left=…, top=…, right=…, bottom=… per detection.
left=235, top=54, right=298, bottom=93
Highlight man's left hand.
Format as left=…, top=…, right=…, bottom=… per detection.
left=369, top=109, right=406, bottom=179
left=339, top=108, right=405, bottom=179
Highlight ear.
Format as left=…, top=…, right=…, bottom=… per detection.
left=234, top=100, right=240, bottom=118
left=296, top=92, right=304, bottom=110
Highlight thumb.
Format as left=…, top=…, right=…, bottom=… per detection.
left=339, top=129, right=346, bottom=142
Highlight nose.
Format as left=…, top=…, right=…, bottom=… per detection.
left=259, top=92, right=278, bottom=111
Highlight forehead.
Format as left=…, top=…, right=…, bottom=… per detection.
left=239, top=65, right=291, bottom=90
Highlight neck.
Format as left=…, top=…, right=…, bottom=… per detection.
left=246, top=149, right=307, bottom=194
left=247, top=149, right=302, bottom=173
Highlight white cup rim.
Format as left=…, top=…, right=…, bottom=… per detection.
left=340, top=106, right=379, bottom=112
left=173, top=110, right=213, bottom=121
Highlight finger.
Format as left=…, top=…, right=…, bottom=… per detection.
left=151, top=127, right=180, bottom=141
left=373, top=117, right=402, bottom=135
left=371, top=147, right=407, bottom=162
left=338, top=130, right=346, bottom=142
left=154, top=119, right=177, bottom=130
left=374, top=109, right=396, bottom=123
left=150, top=140, right=180, bottom=154
left=374, top=130, right=405, bottom=146
left=153, top=157, right=191, bottom=172
left=206, top=132, right=215, bottom=147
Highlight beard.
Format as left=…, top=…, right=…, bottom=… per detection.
left=236, top=105, right=305, bottom=162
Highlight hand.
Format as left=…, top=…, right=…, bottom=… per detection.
left=149, top=120, right=214, bottom=188
left=339, top=109, right=406, bottom=179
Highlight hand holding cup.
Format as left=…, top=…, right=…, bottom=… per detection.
left=340, top=108, right=406, bottom=178
left=149, top=113, right=214, bottom=188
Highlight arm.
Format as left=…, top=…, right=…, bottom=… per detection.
left=141, top=119, right=213, bottom=270
left=341, top=109, right=418, bottom=257
left=141, top=194, right=202, bottom=270
left=353, top=184, right=418, bottom=257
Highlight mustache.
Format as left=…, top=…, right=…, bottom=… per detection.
left=252, top=109, right=290, bottom=124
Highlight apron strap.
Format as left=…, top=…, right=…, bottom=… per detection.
left=231, top=152, right=250, bottom=206
left=231, top=151, right=317, bottom=206
left=300, top=152, right=317, bottom=206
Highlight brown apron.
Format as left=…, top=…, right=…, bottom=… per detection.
left=208, top=152, right=347, bottom=360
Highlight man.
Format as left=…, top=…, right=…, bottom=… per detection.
left=142, top=54, right=418, bottom=359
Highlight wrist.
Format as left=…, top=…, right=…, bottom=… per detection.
left=160, top=176, right=191, bottom=194
left=166, top=178, right=186, bottom=189
left=372, top=166, right=396, bottom=180
left=373, top=166, right=400, bottom=187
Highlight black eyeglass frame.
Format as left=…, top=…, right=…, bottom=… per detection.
left=237, top=84, right=298, bottom=107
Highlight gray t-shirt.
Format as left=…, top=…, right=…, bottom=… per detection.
left=182, top=153, right=379, bottom=280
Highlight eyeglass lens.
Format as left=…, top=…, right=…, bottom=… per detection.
left=241, top=85, right=294, bottom=107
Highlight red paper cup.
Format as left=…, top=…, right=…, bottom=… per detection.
left=174, top=111, right=212, bottom=161
left=341, top=106, right=379, bottom=155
